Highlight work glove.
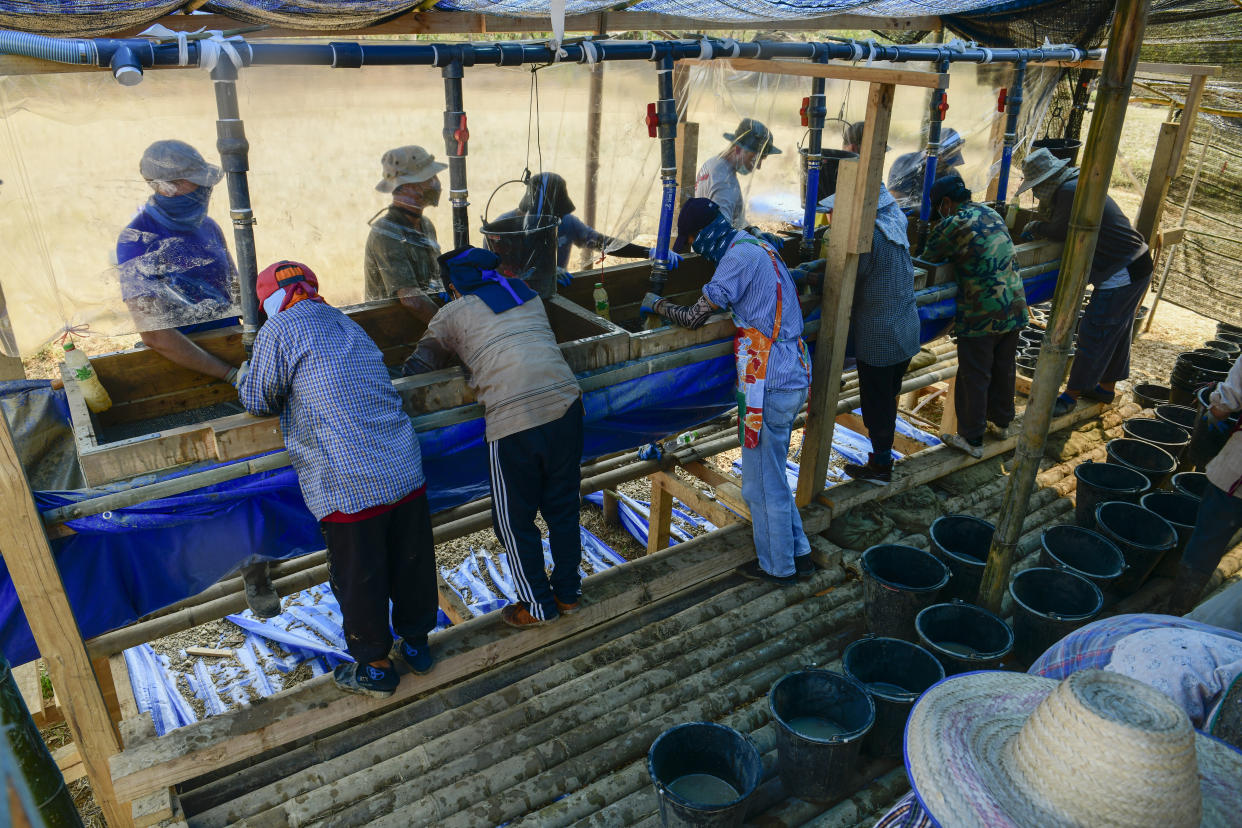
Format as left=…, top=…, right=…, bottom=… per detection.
left=1206, top=402, right=1233, bottom=433
left=556, top=268, right=574, bottom=288
left=227, top=360, right=249, bottom=391
left=1019, top=223, right=1038, bottom=242
left=649, top=248, right=683, bottom=269
left=637, top=442, right=665, bottom=462
left=641, top=292, right=664, bottom=319
left=791, top=259, right=827, bottom=291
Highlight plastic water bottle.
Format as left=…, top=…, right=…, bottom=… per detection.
left=62, top=341, right=112, bottom=413
left=593, top=282, right=610, bottom=320
left=674, top=430, right=700, bottom=446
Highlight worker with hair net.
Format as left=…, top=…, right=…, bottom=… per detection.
left=887, top=127, right=966, bottom=208
left=696, top=118, right=786, bottom=249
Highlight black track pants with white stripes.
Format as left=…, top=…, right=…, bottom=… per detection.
left=487, top=398, right=585, bottom=621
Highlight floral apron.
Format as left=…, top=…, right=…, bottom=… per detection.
left=733, top=238, right=812, bottom=448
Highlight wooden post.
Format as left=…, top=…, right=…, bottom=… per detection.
left=646, top=474, right=673, bottom=555
left=796, top=82, right=897, bottom=507
left=0, top=416, right=131, bottom=825
left=939, top=377, right=959, bottom=438
left=602, top=490, right=621, bottom=527
left=580, top=42, right=605, bottom=270
left=976, top=0, right=1150, bottom=614
left=672, top=63, right=699, bottom=209
left=1134, top=74, right=1207, bottom=243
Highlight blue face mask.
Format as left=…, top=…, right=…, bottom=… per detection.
left=148, top=186, right=212, bottom=231
left=689, top=213, right=738, bottom=263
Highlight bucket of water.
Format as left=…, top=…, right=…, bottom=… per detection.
left=1008, top=567, right=1103, bottom=665
left=1189, top=383, right=1240, bottom=471
left=1121, top=417, right=1191, bottom=462
left=1071, top=461, right=1149, bottom=529
left=1140, top=490, right=1200, bottom=578
left=1094, top=501, right=1178, bottom=594
left=479, top=213, right=560, bottom=299
left=929, top=515, right=995, bottom=603
left=648, top=722, right=762, bottom=827
left=768, top=670, right=874, bottom=802
left=860, top=544, right=951, bottom=641
left=1105, top=437, right=1178, bottom=490
left=1132, top=383, right=1170, bottom=410
left=842, top=637, right=944, bottom=758
left=1039, top=524, right=1126, bottom=591
left=1171, top=471, right=1209, bottom=500
left=1032, top=137, right=1082, bottom=164
left=1155, top=404, right=1197, bottom=435
left=915, top=602, right=1014, bottom=675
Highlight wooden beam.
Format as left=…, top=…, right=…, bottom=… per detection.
left=646, top=476, right=674, bottom=555
left=1170, top=73, right=1207, bottom=178
left=1041, top=59, right=1221, bottom=76
left=0, top=416, right=131, bottom=826
left=652, top=471, right=741, bottom=530
left=1134, top=121, right=1180, bottom=242
left=685, top=58, right=948, bottom=89
left=796, top=82, right=896, bottom=507
left=108, top=502, right=832, bottom=802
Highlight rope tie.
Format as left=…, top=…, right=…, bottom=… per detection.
left=979, top=47, right=994, bottom=64
left=57, top=324, right=91, bottom=344
left=579, top=38, right=598, bottom=67
left=865, top=38, right=878, bottom=67
left=197, top=33, right=244, bottom=73
left=720, top=37, right=740, bottom=58
left=699, top=37, right=713, bottom=61
left=549, top=0, right=568, bottom=62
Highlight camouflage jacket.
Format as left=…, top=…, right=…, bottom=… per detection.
left=363, top=206, right=442, bottom=302
left=923, top=202, right=1028, bottom=337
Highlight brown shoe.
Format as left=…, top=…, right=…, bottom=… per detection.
left=554, top=595, right=581, bottom=616
left=502, top=602, right=555, bottom=629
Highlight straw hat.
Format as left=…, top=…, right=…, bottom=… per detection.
left=904, top=669, right=1242, bottom=827
left=1014, top=147, right=1073, bottom=195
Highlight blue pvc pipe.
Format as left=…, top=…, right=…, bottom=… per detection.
left=995, top=61, right=1027, bottom=207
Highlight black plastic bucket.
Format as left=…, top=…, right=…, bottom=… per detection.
left=769, top=670, right=874, bottom=802
left=1039, top=524, right=1126, bottom=591
left=929, top=515, right=995, bottom=603
left=1189, top=383, right=1240, bottom=471
left=1072, top=461, right=1149, bottom=529
left=1155, top=404, right=1197, bottom=435
left=648, top=722, right=763, bottom=827
left=1008, top=567, right=1103, bottom=665
left=1016, top=354, right=1038, bottom=379
left=1094, top=501, right=1178, bottom=594
left=1032, top=137, right=1083, bottom=165
left=1219, top=322, right=1242, bottom=338
left=915, top=602, right=1014, bottom=675
left=1171, top=471, right=1210, bottom=500
left=1170, top=352, right=1231, bottom=406
left=1205, top=339, right=1241, bottom=358
left=860, top=545, right=950, bottom=642
left=1217, top=331, right=1242, bottom=347
left=799, top=149, right=859, bottom=207
left=1106, top=437, right=1178, bottom=490
left=1140, top=490, right=1200, bottom=578
left=1132, top=383, right=1170, bottom=410
left=1121, top=417, right=1191, bottom=462
left=842, top=638, right=944, bottom=759
left=480, top=213, right=560, bottom=299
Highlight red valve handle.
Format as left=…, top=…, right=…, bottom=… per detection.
left=454, top=114, right=469, bottom=155
left=646, top=103, right=659, bottom=138
left=937, top=94, right=950, bottom=119
left=800, top=96, right=810, bottom=127
left=997, top=88, right=1008, bottom=113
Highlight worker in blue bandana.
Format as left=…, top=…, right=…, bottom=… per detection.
left=239, top=261, right=437, bottom=698
left=404, top=247, right=584, bottom=630
left=501, top=172, right=677, bottom=287
left=116, top=140, right=244, bottom=386
left=641, top=198, right=813, bottom=586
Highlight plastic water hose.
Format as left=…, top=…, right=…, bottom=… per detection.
left=0, top=30, right=96, bottom=65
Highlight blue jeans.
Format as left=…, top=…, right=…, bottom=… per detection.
left=741, top=386, right=812, bottom=577
left=1181, top=482, right=1242, bottom=575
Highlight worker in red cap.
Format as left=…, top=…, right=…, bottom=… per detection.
left=238, top=261, right=437, bottom=698
left=642, top=198, right=813, bottom=586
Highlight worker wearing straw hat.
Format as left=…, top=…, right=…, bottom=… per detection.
left=696, top=118, right=786, bottom=247
left=1016, top=147, right=1152, bottom=416
left=870, top=669, right=1242, bottom=828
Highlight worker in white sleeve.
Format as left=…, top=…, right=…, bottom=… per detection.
left=695, top=118, right=785, bottom=248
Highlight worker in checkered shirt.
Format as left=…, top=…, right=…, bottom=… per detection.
left=238, top=260, right=437, bottom=699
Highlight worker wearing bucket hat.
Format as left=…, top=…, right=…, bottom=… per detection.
left=870, top=669, right=1242, bottom=827
left=1016, top=147, right=1152, bottom=417
left=239, top=261, right=437, bottom=697
left=117, top=139, right=243, bottom=385
left=695, top=118, right=785, bottom=247
left=364, top=145, right=448, bottom=323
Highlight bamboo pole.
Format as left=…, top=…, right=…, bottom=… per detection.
left=976, top=0, right=1150, bottom=613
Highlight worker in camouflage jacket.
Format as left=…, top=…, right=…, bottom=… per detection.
left=923, top=173, right=1028, bottom=458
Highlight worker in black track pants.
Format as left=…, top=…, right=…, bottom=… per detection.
left=404, top=245, right=584, bottom=629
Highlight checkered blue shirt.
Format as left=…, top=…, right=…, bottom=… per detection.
left=239, top=300, right=425, bottom=521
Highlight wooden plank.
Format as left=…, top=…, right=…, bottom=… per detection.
left=184, top=647, right=234, bottom=659
left=939, top=377, right=959, bottom=437
left=1170, top=74, right=1207, bottom=178
left=797, top=82, right=895, bottom=508
left=1041, top=59, right=1221, bottom=76
left=52, top=743, right=87, bottom=784
left=653, top=471, right=741, bottom=529
left=93, top=655, right=122, bottom=725
left=108, top=503, right=833, bottom=802
left=682, top=460, right=735, bottom=490
left=687, top=58, right=948, bottom=89
left=60, top=365, right=99, bottom=456
left=1134, top=121, right=1181, bottom=243
left=675, top=122, right=700, bottom=210
left=110, top=653, right=140, bottom=721
left=11, top=662, right=44, bottom=724
left=0, top=416, right=131, bottom=826
left=1157, top=226, right=1186, bottom=248
left=436, top=574, right=471, bottom=627
left=77, top=423, right=218, bottom=487
left=712, top=481, right=751, bottom=521
left=646, top=475, right=674, bottom=555
left=132, top=788, right=176, bottom=828
left=602, top=490, right=620, bottom=528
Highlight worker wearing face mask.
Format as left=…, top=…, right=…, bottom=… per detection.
left=1015, top=148, right=1152, bottom=416
left=117, top=140, right=243, bottom=386
left=695, top=118, right=785, bottom=248
left=642, top=198, right=813, bottom=586
left=364, top=145, right=447, bottom=324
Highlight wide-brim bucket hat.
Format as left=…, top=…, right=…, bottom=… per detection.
left=376, top=145, right=448, bottom=193
left=904, top=669, right=1242, bottom=827
left=724, top=118, right=781, bottom=156
left=1014, top=146, right=1073, bottom=195
left=140, top=139, right=222, bottom=187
